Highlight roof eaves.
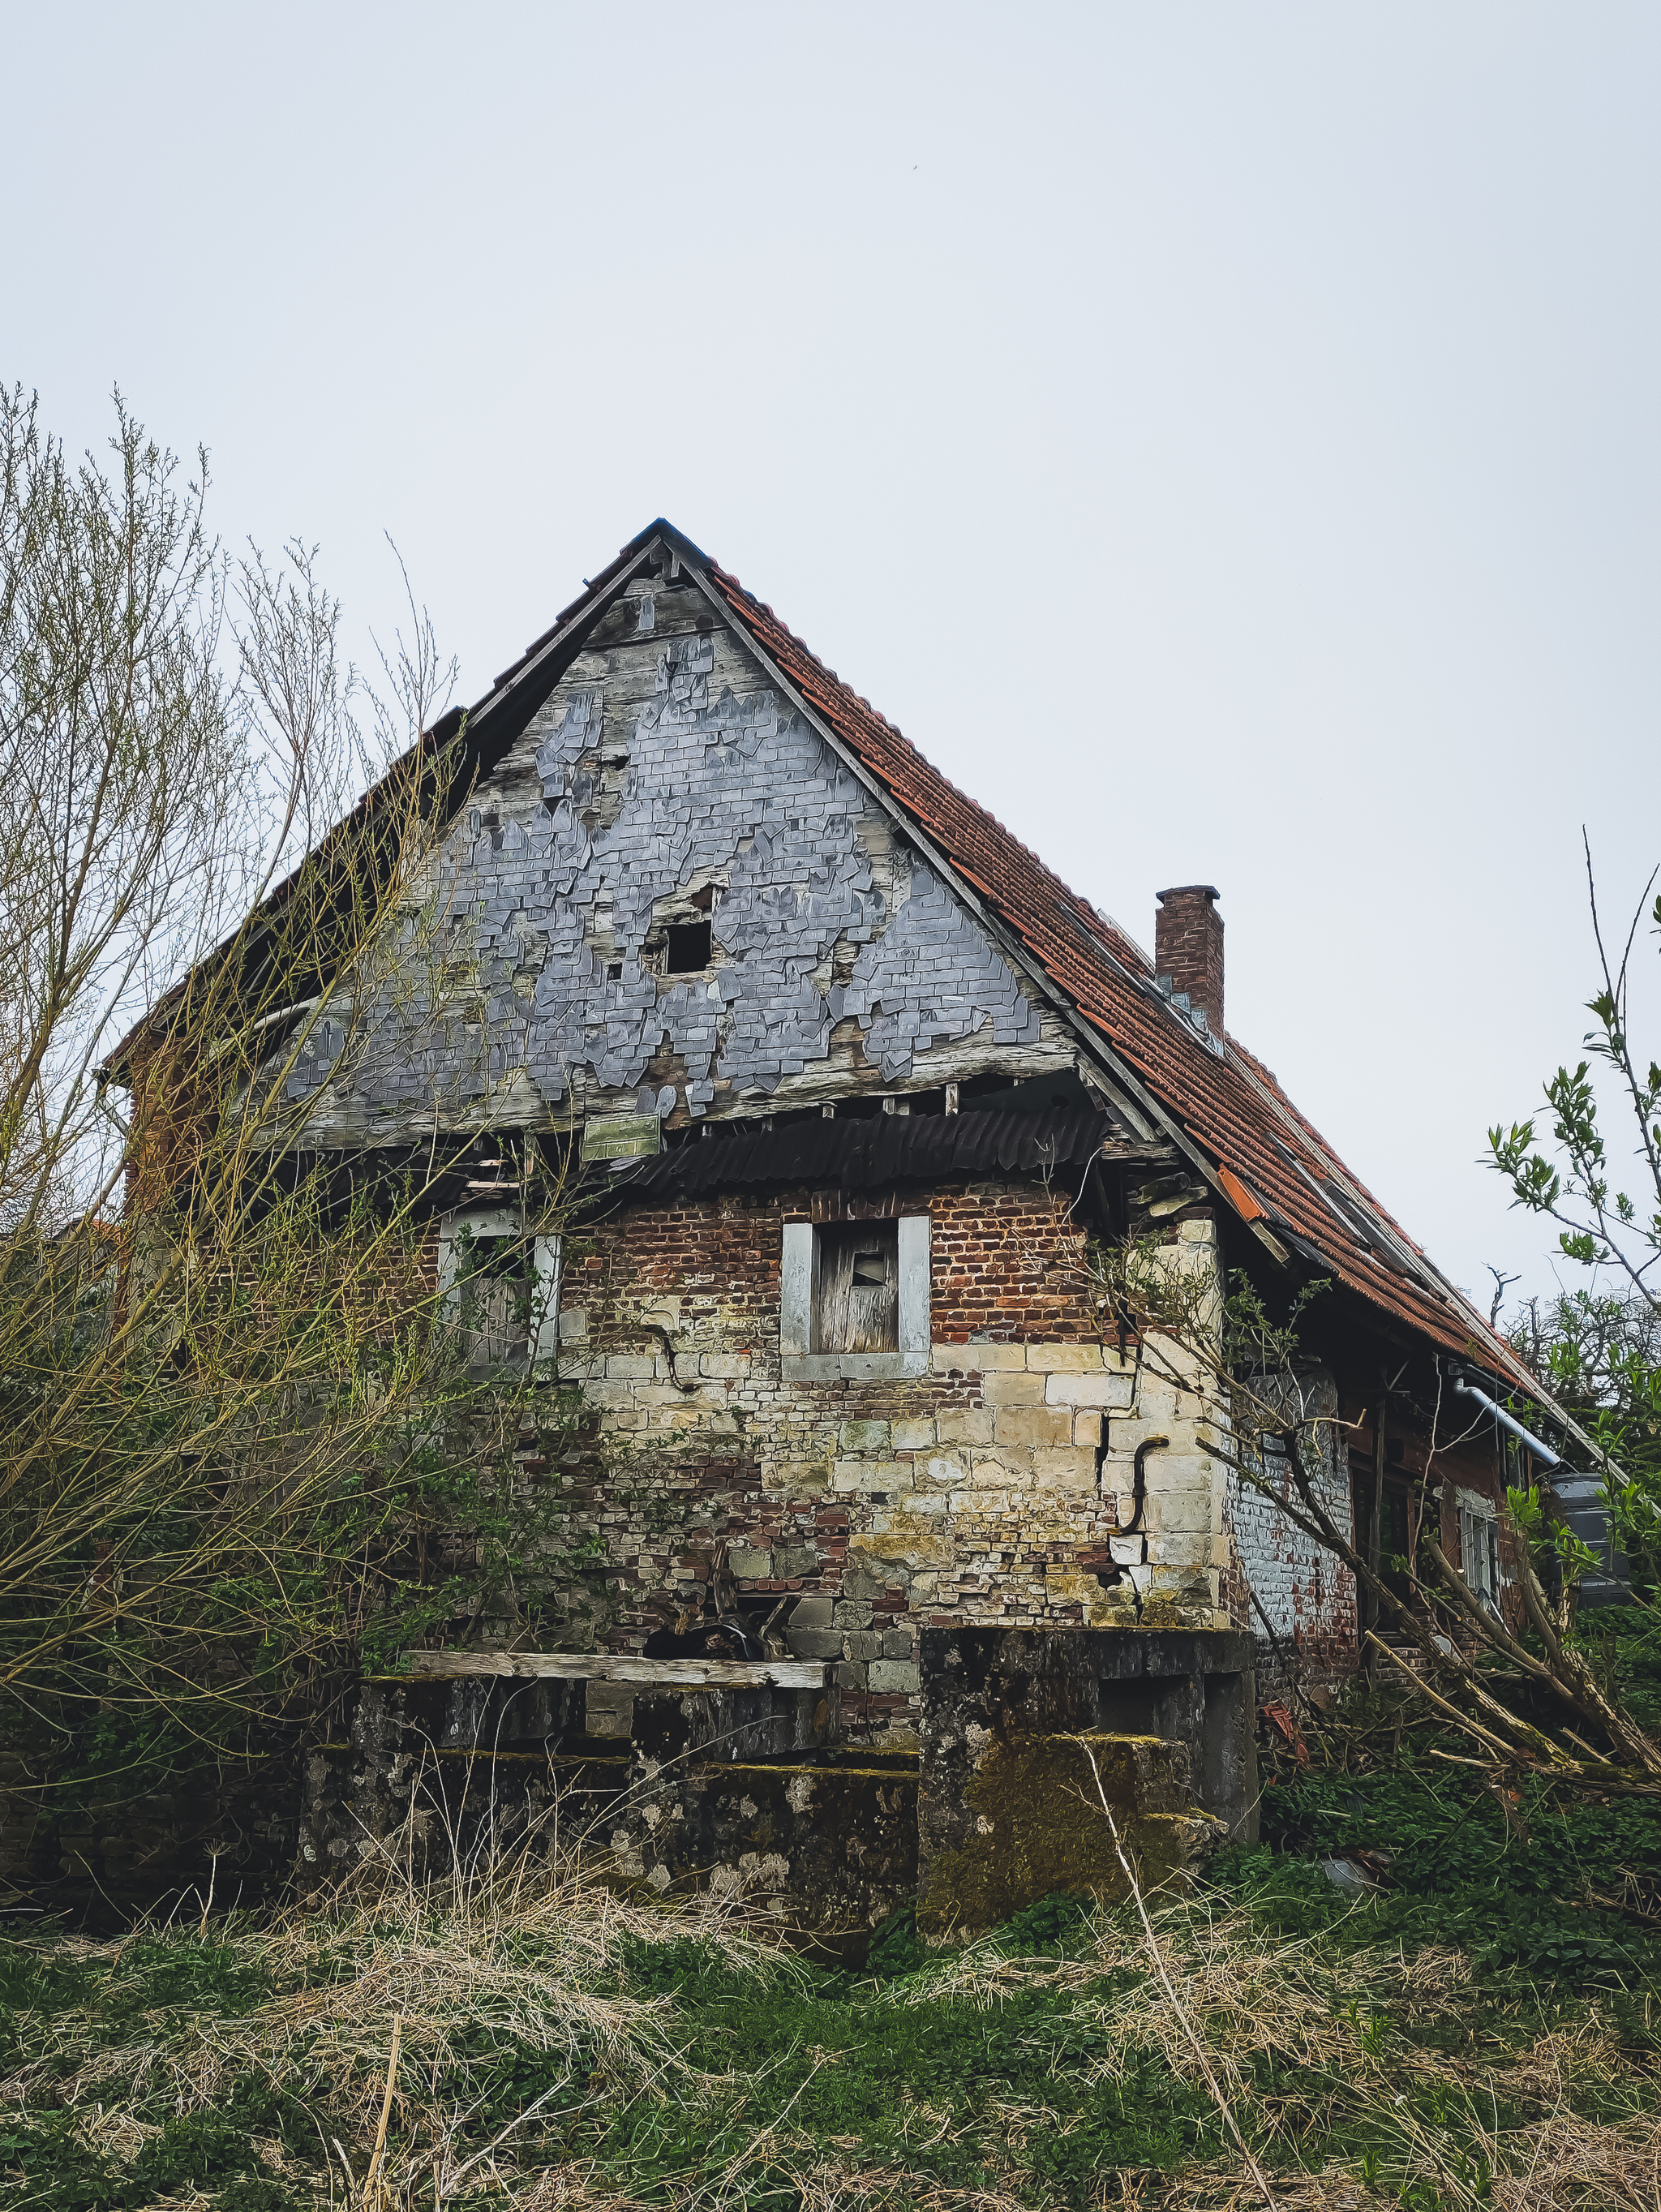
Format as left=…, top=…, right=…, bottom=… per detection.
left=1224, top=1044, right=1534, bottom=1383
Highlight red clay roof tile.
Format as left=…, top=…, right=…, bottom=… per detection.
left=699, top=552, right=1536, bottom=1395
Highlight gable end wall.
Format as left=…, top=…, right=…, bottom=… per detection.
left=280, top=574, right=1072, bottom=1145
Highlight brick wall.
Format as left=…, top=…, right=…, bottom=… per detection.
left=1153, top=886, right=1225, bottom=1033
left=528, top=1180, right=1233, bottom=1742
left=570, top=1176, right=1103, bottom=1349
left=1225, top=1418, right=1358, bottom=1701
left=914, top=1183, right=1106, bottom=1341
left=1225, top=1384, right=1528, bottom=1703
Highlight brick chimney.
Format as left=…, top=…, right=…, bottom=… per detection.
left=1154, top=885, right=1224, bottom=1034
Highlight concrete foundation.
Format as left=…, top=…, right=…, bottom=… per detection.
left=610, top=1753, right=919, bottom=1955
left=916, top=1626, right=1255, bottom=1939
left=916, top=1729, right=1219, bottom=1941
left=298, top=1673, right=909, bottom=1952
left=301, top=1628, right=1253, bottom=1955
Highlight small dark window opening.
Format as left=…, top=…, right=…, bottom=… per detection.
left=1381, top=1482, right=1414, bottom=1603
left=813, top=1220, right=899, bottom=1353
left=665, top=921, right=712, bottom=973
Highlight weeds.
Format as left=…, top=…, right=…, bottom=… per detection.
left=0, top=1850, right=773, bottom=2210
left=2, top=1739, right=1659, bottom=2210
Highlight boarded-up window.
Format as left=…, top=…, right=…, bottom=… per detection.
left=813, top=1222, right=899, bottom=1353
left=779, top=1215, right=929, bottom=1372
left=439, top=1209, right=561, bottom=1369
left=460, top=1232, right=534, bottom=1366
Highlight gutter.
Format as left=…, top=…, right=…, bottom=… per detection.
left=1448, top=1365, right=1561, bottom=1470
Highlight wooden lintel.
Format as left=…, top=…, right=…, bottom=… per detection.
left=406, top=1648, right=829, bottom=1690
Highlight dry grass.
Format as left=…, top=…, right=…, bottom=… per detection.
left=0, top=1845, right=784, bottom=2207
left=1485, top=2111, right=1661, bottom=2210
left=501, top=2167, right=1033, bottom=2212
left=483, top=2125, right=1661, bottom=2212
left=4, top=1859, right=1659, bottom=2210
left=870, top=1893, right=1661, bottom=2212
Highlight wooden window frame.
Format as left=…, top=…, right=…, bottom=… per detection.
left=1454, top=1484, right=1505, bottom=1620
left=779, top=1215, right=930, bottom=1381
left=438, top=1207, right=562, bottom=1370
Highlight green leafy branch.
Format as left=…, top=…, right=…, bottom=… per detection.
left=1487, top=843, right=1661, bottom=1299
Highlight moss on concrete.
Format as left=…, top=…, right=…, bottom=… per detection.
left=916, top=1730, right=1222, bottom=1940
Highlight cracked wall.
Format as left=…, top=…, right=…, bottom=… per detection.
left=529, top=1180, right=1231, bottom=1746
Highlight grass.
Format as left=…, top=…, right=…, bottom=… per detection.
left=2, top=1740, right=1659, bottom=2210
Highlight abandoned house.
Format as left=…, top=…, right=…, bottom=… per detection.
left=115, top=520, right=1603, bottom=1938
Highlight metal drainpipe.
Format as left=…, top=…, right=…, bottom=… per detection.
left=1122, top=1433, right=1170, bottom=1561
left=1449, top=1372, right=1561, bottom=1469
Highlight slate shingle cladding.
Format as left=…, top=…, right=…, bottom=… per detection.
left=281, top=593, right=1040, bottom=1122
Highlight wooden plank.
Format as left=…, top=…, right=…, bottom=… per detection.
left=898, top=1213, right=931, bottom=1353
left=406, top=1648, right=827, bottom=1690
left=815, top=1222, right=899, bottom=1353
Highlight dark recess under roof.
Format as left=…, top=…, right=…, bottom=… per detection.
left=612, top=1106, right=1115, bottom=1200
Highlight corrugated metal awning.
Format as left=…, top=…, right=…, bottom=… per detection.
left=611, top=1106, right=1114, bottom=1200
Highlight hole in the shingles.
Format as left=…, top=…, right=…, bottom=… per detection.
left=852, top=1248, right=889, bottom=1286
left=665, top=921, right=711, bottom=974
left=607, top=963, right=623, bottom=981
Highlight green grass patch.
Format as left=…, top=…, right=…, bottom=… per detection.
left=0, top=1750, right=1657, bottom=2208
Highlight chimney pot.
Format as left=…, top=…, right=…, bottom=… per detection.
left=1154, top=884, right=1224, bottom=1035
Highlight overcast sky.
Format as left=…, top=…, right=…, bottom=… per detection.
left=9, top=4, right=1659, bottom=1320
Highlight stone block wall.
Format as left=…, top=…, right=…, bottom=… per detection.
left=533, top=1179, right=1234, bottom=1742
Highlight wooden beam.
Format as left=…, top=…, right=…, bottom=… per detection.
left=406, top=1648, right=829, bottom=1690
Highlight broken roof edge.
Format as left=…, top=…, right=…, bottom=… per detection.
left=101, top=515, right=1575, bottom=1446
left=97, top=523, right=680, bottom=1083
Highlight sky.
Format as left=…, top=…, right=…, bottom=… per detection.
left=7, top=3, right=1659, bottom=1321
